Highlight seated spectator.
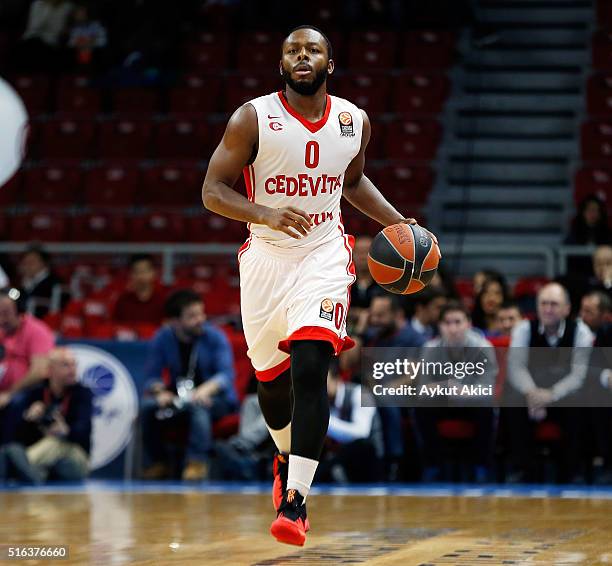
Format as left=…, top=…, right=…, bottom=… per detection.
left=415, top=301, right=498, bottom=482
left=494, top=300, right=523, bottom=338
left=112, top=254, right=167, bottom=327
left=579, top=290, right=612, bottom=334
left=19, top=244, right=67, bottom=319
left=66, top=4, right=107, bottom=69
left=13, top=0, right=74, bottom=71
left=0, top=288, right=55, bottom=443
left=472, top=274, right=510, bottom=335
left=141, top=289, right=237, bottom=481
left=564, top=195, right=610, bottom=246
left=0, top=347, right=92, bottom=483
left=316, top=364, right=383, bottom=483
left=473, top=268, right=505, bottom=296
left=408, top=286, right=447, bottom=342
left=506, top=282, right=594, bottom=482
left=590, top=245, right=612, bottom=299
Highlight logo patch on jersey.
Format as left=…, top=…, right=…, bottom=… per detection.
left=338, top=112, right=354, bottom=137
left=269, top=121, right=283, bottom=131
left=320, top=298, right=334, bottom=321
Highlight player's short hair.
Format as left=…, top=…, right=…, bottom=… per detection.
left=129, top=253, right=155, bottom=269
left=283, top=25, right=333, bottom=59
left=440, top=301, right=470, bottom=321
left=164, top=289, right=202, bottom=319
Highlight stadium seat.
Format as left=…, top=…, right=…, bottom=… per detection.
left=587, top=72, right=612, bottom=115
left=599, top=0, right=612, bottom=25
left=8, top=74, right=50, bottom=115
left=334, top=73, right=390, bottom=113
left=574, top=166, right=612, bottom=206
left=237, top=32, right=283, bottom=69
left=224, top=74, right=279, bottom=112
left=154, top=117, right=209, bottom=160
left=402, top=30, right=456, bottom=68
left=97, top=118, right=152, bottom=159
left=592, top=29, right=612, bottom=70
left=130, top=212, right=185, bottom=242
left=347, top=31, right=397, bottom=69
left=70, top=212, right=129, bottom=241
left=112, top=88, right=160, bottom=114
left=169, top=75, right=223, bottom=114
left=0, top=171, right=22, bottom=207
left=377, top=165, right=435, bottom=197
left=185, top=214, right=247, bottom=243
left=40, top=117, right=96, bottom=159
left=84, top=164, right=141, bottom=207
left=23, top=163, right=83, bottom=206
left=9, top=212, right=67, bottom=241
left=141, top=163, right=204, bottom=207
left=384, top=118, right=442, bottom=161
left=581, top=120, right=612, bottom=160
left=183, top=32, right=230, bottom=70
left=393, top=71, right=450, bottom=114
left=56, top=75, right=101, bottom=114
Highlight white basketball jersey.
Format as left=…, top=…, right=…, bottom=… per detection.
left=242, top=91, right=363, bottom=249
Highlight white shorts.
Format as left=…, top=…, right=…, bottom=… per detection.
left=238, top=233, right=356, bottom=382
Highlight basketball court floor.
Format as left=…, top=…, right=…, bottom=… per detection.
left=2, top=482, right=612, bottom=565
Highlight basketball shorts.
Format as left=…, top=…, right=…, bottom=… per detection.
left=239, top=233, right=356, bottom=382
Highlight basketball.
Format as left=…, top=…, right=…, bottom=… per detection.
left=367, top=223, right=441, bottom=294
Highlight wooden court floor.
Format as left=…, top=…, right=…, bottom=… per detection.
left=2, top=488, right=612, bottom=565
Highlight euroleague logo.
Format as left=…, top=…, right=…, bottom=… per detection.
left=320, top=298, right=334, bottom=321
left=338, top=112, right=355, bottom=137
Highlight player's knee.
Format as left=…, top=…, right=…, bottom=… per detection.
left=291, top=340, right=334, bottom=391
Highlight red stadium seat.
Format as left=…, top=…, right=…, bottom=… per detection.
left=393, top=71, right=450, bottom=114
left=348, top=31, right=397, bottom=69
left=169, top=75, right=223, bottom=114
left=237, top=32, right=283, bottom=69
left=592, top=29, right=612, bottom=70
left=23, top=163, right=83, bottom=206
left=513, top=277, right=550, bottom=299
left=84, top=164, right=141, bottom=207
left=8, top=75, right=50, bottom=115
left=403, top=30, right=456, bottom=68
left=587, top=72, right=612, bottom=115
left=184, top=32, right=230, bottom=70
left=185, top=214, right=247, bottom=243
left=581, top=120, right=612, bottom=160
left=154, top=117, right=209, bottom=160
left=56, top=75, right=101, bottom=114
left=70, top=213, right=128, bottom=241
left=97, top=118, right=152, bottom=159
left=60, top=300, right=85, bottom=339
left=384, top=118, right=442, bottom=161
left=437, top=419, right=476, bottom=440
left=141, top=163, right=204, bottom=207
left=334, top=73, right=390, bottom=113
left=130, top=212, right=185, bottom=242
left=224, top=74, right=278, bottom=112
left=377, top=165, right=435, bottom=198
left=40, top=117, right=96, bottom=159
left=9, top=212, right=67, bottom=241
left=599, top=0, right=612, bottom=25
left=112, top=88, right=160, bottom=114
left=574, top=166, right=612, bottom=206
left=0, top=171, right=22, bottom=207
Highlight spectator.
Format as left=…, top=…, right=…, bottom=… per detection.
left=507, top=282, right=594, bottom=481
left=18, top=244, right=66, bottom=319
left=67, top=4, right=108, bottom=69
left=579, top=290, right=612, bottom=334
left=408, top=286, right=447, bottom=342
left=415, top=301, right=498, bottom=482
left=473, top=268, right=505, bottom=296
left=316, top=364, right=383, bottom=483
left=141, top=289, right=237, bottom=481
left=0, top=288, right=54, bottom=424
left=1, top=347, right=92, bottom=483
left=14, top=0, right=74, bottom=71
left=590, top=245, right=612, bottom=298
left=472, top=274, right=511, bottom=335
left=564, top=195, right=610, bottom=246
left=112, top=254, right=167, bottom=327
left=494, top=300, right=523, bottom=337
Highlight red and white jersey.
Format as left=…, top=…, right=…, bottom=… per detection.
left=242, top=91, right=363, bottom=250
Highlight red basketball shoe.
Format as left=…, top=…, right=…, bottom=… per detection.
left=272, top=453, right=310, bottom=531
left=270, top=489, right=308, bottom=546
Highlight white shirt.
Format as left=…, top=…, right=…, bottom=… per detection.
left=327, top=382, right=376, bottom=443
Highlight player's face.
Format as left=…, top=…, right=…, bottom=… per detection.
left=439, top=311, right=470, bottom=345
left=178, top=301, right=206, bottom=337
left=280, top=29, right=333, bottom=96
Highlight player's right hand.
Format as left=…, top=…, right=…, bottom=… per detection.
left=263, top=206, right=313, bottom=238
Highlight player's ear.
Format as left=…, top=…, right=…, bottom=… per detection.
left=327, top=59, right=335, bottom=75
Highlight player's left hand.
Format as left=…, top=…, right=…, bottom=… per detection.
left=401, top=218, right=440, bottom=255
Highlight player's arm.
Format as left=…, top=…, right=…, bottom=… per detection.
left=202, top=104, right=312, bottom=239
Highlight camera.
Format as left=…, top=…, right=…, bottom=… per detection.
left=155, top=377, right=194, bottom=420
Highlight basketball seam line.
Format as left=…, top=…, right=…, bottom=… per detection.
left=381, top=230, right=415, bottom=282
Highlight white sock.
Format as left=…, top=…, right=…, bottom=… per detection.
left=266, top=422, right=291, bottom=454
left=287, top=454, right=319, bottom=500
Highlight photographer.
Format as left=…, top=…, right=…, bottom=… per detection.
left=141, top=290, right=237, bottom=481
left=1, top=347, right=91, bottom=483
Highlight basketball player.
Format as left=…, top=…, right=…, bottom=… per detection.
left=202, top=25, right=438, bottom=546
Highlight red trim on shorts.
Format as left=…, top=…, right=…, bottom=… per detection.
left=255, top=357, right=291, bottom=382
left=278, top=326, right=355, bottom=356
left=277, top=91, right=331, bottom=133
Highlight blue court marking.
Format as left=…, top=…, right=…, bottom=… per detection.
left=2, top=480, right=612, bottom=499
